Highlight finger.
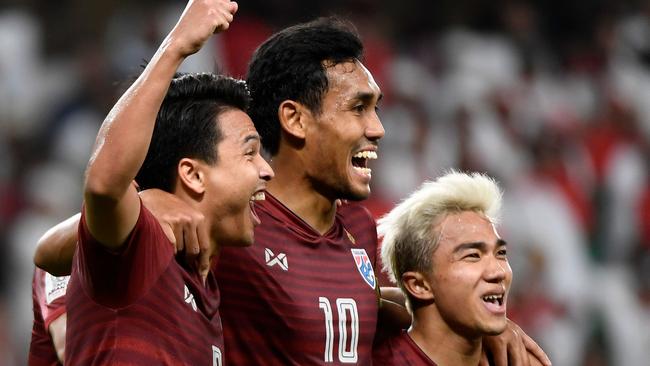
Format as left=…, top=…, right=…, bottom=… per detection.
left=479, top=349, right=490, bottom=366
left=198, top=250, right=210, bottom=283
left=522, top=331, right=551, bottom=366
left=490, top=338, right=507, bottom=366
left=173, top=224, right=184, bottom=253
left=510, top=327, right=528, bottom=366
left=227, top=1, right=238, bottom=14
left=197, top=220, right=211, bottom=280
left=184, top=222, right=201, bottom=258
left=161, top=223, right=177, bottom=254
left=215, top=15, right=231, bottom=32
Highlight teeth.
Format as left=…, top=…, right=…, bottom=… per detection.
left=251, top=192, right=266, bottom=201
left=353, top=167, right=372, bottom=176
left=353, top=151, right=378, bottom=160
left=482, top=294, right=503, bottom=304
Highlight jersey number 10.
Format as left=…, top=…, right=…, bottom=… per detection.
left=318, top=297, right=359, bottom=363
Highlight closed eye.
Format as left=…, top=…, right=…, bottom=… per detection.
left=463, top=252, right=481, bottom=260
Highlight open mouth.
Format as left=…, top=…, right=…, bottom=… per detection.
left=249, top=191, right=266, bottom=225
left=482, top=294, right=504, bottom=307
left=351, top=150, right=377, bottom=176
left=250, top=191, right=266, bottom=201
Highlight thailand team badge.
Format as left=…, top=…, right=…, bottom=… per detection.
left=351, top=248, right=376, bottom=290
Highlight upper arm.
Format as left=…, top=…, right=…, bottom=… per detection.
left=48, top=313, right=66, bottom=363
left=83, top=181, right=141, bottom=249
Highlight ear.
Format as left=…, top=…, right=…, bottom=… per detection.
left=402, top=271, right=434, bottom=301
left=177, top=158, right=206, bottom=195
left=278, top=100, right=309, bottom=140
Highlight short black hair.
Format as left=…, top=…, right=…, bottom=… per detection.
left=135, top=72, right=249, bottom=192
left=246, top=17, right=363, bottom=156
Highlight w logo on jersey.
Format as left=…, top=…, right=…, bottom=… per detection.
left=351, top=248, right=376, bottom=289
left=265, top=248, right=289, bottom=271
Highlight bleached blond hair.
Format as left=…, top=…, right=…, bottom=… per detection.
left=378, top=171, right=503, bottom=297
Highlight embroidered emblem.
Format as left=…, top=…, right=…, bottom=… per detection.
left=351, top=248, right=376, bottom=289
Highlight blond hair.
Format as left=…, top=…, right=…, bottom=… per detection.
left=378, top=171, right=503, bottom=294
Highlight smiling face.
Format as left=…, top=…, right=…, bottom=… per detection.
left=201, top=109, right=274, bottom=247
left=428, top=211, right=512, bottom=337
left=303, top=60, right=384, bottom=201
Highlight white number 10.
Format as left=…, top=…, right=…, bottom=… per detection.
left=318, top=297, right=359, bottom=363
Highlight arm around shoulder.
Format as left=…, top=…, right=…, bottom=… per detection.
left=34, top=213, right=80, bottom=276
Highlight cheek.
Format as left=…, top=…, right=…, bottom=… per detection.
left=434, top=267, right=477, bottom=300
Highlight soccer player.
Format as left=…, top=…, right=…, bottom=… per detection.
left=61, top=0, right=273, bottom=363
left=210, top=18, right=384, bottom=364
left=35, top=14, right=549, bottom=366
left=28, top=266, right=69, bottom=365
left=373, top=171, right=538, bottom=366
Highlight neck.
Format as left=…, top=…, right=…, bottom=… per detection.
left=409, top=306, right=482, bottom=366
left=267, top=154, right=337, bottom=234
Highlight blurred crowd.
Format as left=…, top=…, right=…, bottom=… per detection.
left=1, top=0, right=649, bottom=365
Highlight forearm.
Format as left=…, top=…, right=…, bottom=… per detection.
left=83, top=45, right=186, bottom=246
left=84, top=44, right=184, bottom=202
left=49, top=313, right=67, bottom=363
left=34, top=213, right=80, bottom=276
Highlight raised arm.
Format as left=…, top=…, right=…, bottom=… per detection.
left=83, top=0, right=237, bottom=248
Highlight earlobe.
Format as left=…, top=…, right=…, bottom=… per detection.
left=178, top=158, right=206, bottom=195
left=278, top=100, right=307, bottom=139
left=402, top=271, right=434, bottom=301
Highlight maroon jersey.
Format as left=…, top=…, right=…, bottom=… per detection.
left=66, top=202, right=224, bottom=365
left=373, top=331, right=438, bottom=366
left=28, top=268, right=69, bottom=366
left=216, top=194, right=379, bottom=365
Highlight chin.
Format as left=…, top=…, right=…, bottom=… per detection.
left=340, top=186, right=371, bottom=201
left=480, top=320, right=508, bottom=336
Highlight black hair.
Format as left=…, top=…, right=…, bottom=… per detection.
left=246, top=17, right=363, bottom=156
left=135, top=72, right=249, bottom=192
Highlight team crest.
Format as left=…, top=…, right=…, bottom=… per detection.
left=351, top=248, right=376, bottom=289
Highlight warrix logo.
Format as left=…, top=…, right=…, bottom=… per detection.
left=265, top=248, right=289, bottom=271
left=184, top=284, right=197, bottom=312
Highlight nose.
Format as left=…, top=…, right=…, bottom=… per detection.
left=484, top=256, right=510, bottom=283
left=366, top=111, right=385, bottom=141
left=258, top=155, right=274, bottom=181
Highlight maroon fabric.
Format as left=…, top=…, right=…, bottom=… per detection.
left=216, top=193, right=380, bottom=365
left=66, top=202, right=224, bottom=365
left=28, top=268, right=68, bottom=366
left=373, top=331, right=438, bottom=366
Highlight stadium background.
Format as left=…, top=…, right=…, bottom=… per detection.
left=1, top=0, right=650, bottom=364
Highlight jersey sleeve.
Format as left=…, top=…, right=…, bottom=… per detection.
left=29, top=269, right=64, bottom=366
left=38, top=270, right=69, bottom=330
left=75, top=199, right=174, bottom=308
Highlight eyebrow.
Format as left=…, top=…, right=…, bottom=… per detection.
left=452, top=239, right=507, bottom=254
left=350, top=91, right=383, bottom=104
left=243, top=134, right=260, bottom=145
